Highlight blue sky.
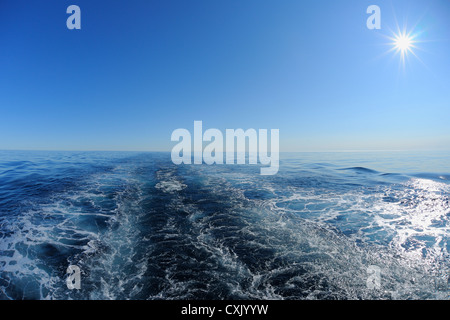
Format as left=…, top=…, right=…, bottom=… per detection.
left=0, top=0, right=449, bottom=151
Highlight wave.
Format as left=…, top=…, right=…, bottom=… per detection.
left=338, top=167, right=379, bottom=174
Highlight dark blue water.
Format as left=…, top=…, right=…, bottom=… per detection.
left=0, top=150, right=449, bottom=300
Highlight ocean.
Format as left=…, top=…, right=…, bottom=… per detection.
left=0, top=150, right=449, bottom=300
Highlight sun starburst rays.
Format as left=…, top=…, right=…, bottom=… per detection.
left=379, top=10, right=430, bottom=71
left=388, top=29, right=418, bottom=67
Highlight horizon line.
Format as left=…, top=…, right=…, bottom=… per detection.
left=1, top=148, right=449, bottom=153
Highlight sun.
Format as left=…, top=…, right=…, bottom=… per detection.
left=384, top=24, right=424, bottom=68
left=392, top=31, right=418, bottom=62
left=394, top=33, right=414, bottom=53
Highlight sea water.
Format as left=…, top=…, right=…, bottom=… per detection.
left=0, top=150, right=449, bottom=299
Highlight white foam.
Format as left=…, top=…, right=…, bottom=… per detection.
left=155, top=180, right=187, bottom=193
